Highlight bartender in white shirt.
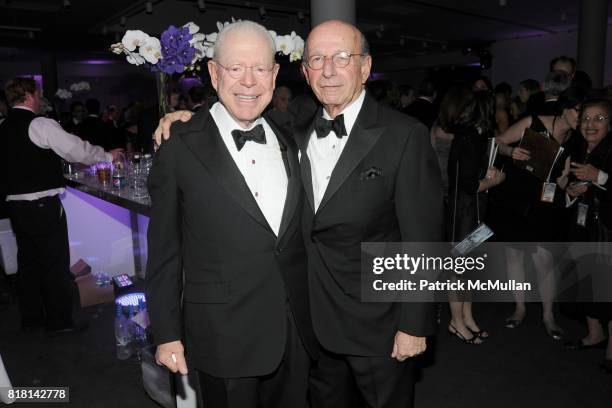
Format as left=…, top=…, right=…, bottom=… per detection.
left=0, top=77, right=122, bottom=335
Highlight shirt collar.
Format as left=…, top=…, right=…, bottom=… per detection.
left=321, top=89, right=366, bottom=137
left=210, top=101, right=263, bottom=132
left=13, top=105, right=35, bottom=113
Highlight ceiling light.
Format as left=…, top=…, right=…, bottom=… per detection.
left=197, top=0, right=206, bottom=11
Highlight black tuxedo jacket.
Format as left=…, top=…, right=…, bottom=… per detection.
left=297, top=94, right=443, bottom=356
left=145, top=110, right=318, bottom=378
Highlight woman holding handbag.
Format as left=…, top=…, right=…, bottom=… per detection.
left=446, top=88, right=506, bottom=343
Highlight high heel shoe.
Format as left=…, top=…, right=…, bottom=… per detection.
left=505, top=315, right=525, bottom=329
left=543, top=322, right=563, bottom=341
left=468, top=328, right=490, bottom=339
left=448, top=323, right=482, bottom=345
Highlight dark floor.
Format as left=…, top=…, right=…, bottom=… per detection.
left=1, top=285, right=611, bottom=408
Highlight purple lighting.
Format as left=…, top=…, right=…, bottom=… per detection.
left=79, top=59, right=117, bottom=65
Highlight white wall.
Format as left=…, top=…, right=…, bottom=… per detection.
left=490, top=28, right=612, bottom=90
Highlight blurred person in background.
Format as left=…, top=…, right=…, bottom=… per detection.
left=560, top=98, right=612, bottom=373
left=0, top=77, right=122, bottom=335
left=445, top=89, right=505, bottom=344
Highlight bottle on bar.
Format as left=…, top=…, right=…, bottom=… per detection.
left=114, top=304, right=132, bottom=360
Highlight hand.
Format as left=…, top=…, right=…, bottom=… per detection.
left=485, top=167, right=506, bottom=185
left=155, top=340, right=188, bottom=375
left=570, top=162, right=599, bottom=182
left=109, top=148, right=125, bottom=161
left=511, top=147, right=531, bottom=161
left=391, top=331, right=426, bottom=362
left=566, top=182, right=588, bottom=198
left=153, top=110, right=193, bottom=146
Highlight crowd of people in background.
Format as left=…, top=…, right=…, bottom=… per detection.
left=1, top=53, right=611, bottom=373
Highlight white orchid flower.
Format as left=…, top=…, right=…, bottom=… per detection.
left=183, top=22, right=200, bottom=35
left=139, top=36, right=162, bottom=64
left=276, top=34, right=293, bottom=55
left=122, top=30, right=150, bottom=52
left=204, top=45, right=214, bottom=59
left=110, top=42, right=126, bottom=55
left=126, top=51, right=146, bottom=66
left=206, top=32, right=217, bottom=43
left=55, top=88, right=72, bottom=100
left=70, top=81, right=91, bottom=92
left=292, top=35, right=305, bottom=54
left=190, top=33, right=206, bottom=45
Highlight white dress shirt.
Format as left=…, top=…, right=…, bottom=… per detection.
left=210, top=102, right=288, bottom=236
left=306, top=90, right=366, bottom=211
left=6, top=106, right=111, bottom=201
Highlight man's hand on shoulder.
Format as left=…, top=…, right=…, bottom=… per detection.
left=391, top=330, right=426, bottom=362
left=155, top=340, right=188, bottom=375
left=153, top=110, right=193, bottom=147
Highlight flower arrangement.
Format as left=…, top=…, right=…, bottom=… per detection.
left=69, top=81, right=91, bottom=92
left=54, top=81, right=92, bottom=100
left=110, top=19, right=304, bottom=116
left=55, top=88, right=72, bottom=100
left=110, top=19, right=305, bottom=73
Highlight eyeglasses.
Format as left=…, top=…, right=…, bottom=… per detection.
left=304, top=51, right=366, bottom=70
left=214, top=61, right=276, bottom=79
left=580, top=114, right=609, bottom=124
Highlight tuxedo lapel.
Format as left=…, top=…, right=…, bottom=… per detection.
left=266, top=118, right=299, bottom=245
left=317, top=95, right=386, bottom=212
left=181, top=113, right=274, bottom=235
left=296, top=120, right=316, bottom=212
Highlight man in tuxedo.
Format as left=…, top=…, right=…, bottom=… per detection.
left=75, top=99, right=113, bottom=149
left=299, top=20, right=442, bottom=408
left=404, top=78, right=437, bottom=129
left=187, top=86, right=206, bottom=113
left=145, top=20, right=317, bottom=408
left=154, top=20, right=443, bottom=408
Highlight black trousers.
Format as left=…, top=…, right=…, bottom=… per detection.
left=198, top=306, right=310, bottom=408
left=309, top=347, right=415, bottom=408
left=7, top=195, right=74, bottom=330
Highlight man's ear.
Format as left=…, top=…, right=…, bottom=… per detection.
left=360, top=55, right=372, bottom=84
left=301, top=64, right=311, bottom=87
left=208, top=60, right=219, bottom=92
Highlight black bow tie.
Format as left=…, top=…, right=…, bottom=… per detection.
left=231, top=124, right=266, bottom=151
left=314, top=113, right=347, bottom=139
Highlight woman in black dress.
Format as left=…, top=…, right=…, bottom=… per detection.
left=493, top=86, right=586, bottom=340
left=560, top=98, right=612, bottom=372
left=446, top=89, right=506, bottom=344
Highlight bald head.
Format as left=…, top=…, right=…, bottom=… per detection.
left=301, top=20, right=372, bottom=118
left=214, top=20, right=276, bottom=64
left=303, top=20, right=369, bottom=61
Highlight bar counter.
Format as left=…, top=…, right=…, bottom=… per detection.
left=64, top=167, right=151, bottom=216
left=58, top=166, right=150, bottom=279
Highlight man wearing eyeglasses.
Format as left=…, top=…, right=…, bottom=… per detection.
left=298, top=20, right=442, bottom=408
left=145, top=20, right=318, bottom=408
left=155, top=19, right=443, bottom=408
